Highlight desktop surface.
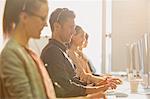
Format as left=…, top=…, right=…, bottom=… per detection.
left=107, top=75, right=150, bottom=99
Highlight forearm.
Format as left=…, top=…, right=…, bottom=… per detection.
left=48, top=67, right=86, bottom=97
left=54, top=79, right=87, bottom=97
left=89, top=74, right=105, bottom=83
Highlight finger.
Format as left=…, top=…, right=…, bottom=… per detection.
left=96, top=78, right=108, bottom=86
left=111, top=80, right=121, bottom=85
left=111, top=77, right=122, bottom=82
left=96, top=84, right=108, bottom=92
left=108, top=82, right=117, bottom=89
left=108, top=78, right=122, bottom=85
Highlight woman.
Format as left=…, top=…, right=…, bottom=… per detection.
left=78, top=32, right=96, bottom=75
left=68, top=26, right=105, bottom=85
left=68, top=25, right=122, bottom=86
left=0, top=0, right=56, bottom=98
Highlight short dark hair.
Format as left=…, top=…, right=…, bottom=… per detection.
left=3, top=0, right=47, bottom=37
left=49, top=8, right=75, bottom=32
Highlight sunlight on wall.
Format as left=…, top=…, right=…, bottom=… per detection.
left=47, top=0, right=102, bottom=74
left=0, top=0, right=6, bottom=48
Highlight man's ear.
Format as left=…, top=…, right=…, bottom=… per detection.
left=19, top=12, right=28, bottom=23
left=54, top=22, right=61, bottom=30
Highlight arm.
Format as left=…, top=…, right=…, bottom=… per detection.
left=49, top=62, right=111, bottom=97
left=0, top=48, right=34, bottom=99
left=41, top=47, right=87, bottom=97
left=41, top=46, right=116, bottom=97
left=68, top=50, right=105, bottom=84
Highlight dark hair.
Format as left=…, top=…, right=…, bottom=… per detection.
left=75, top=25, right=83, bottom=35
left=49, top=8, right=75, bottom=32
left=3, top=0, right=47, bottom=38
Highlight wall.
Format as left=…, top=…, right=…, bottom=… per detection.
left=148, top=0, right=150, bottom=32
left=0, top=0, right=5, bottom=35
left=0, top=0, right=6, bottom=49
left=112, top=0, right=149, bottom=71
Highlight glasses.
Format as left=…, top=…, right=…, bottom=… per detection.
left=56, top=8, right=68, bottom=22
left=27, top=11, right=47, bottom=22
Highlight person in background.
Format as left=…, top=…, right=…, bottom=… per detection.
left=77, top=27, right=100, bottom=76
left=78, top=31, right=96, bottom=74
left=0, top=0, right=56, bottom=98
left=41, top=8, right=117, bottom=98
left=68, top=25, right=122, bottom=86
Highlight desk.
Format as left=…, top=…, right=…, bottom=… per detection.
left=58, top=77, right=150, bottom=99
left=107, top=80, right=150, bottom=99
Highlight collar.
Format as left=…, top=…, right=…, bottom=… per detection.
left=49, top=39, right=68, bottom=52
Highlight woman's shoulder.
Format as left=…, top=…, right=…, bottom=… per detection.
left=1, top=39, right=26, bottom=58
